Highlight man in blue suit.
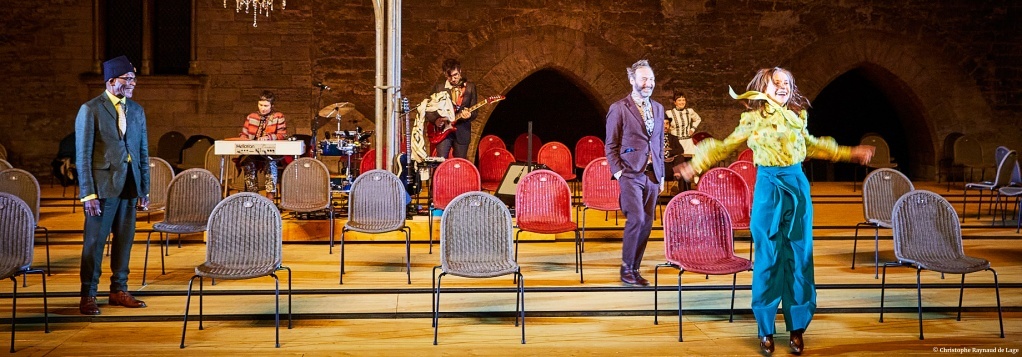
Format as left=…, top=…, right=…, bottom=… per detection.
left=604, top=60, right=665, bottom=286
left=75, top=55, right=150, bottom=315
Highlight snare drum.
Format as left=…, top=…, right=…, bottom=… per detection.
left=320, top=139, right=357, bottom=156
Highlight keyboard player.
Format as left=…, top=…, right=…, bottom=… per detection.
left=235, top=90, right=288, bottom=199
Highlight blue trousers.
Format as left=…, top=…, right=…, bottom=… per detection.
left=750, top=164, right=816, bottom=337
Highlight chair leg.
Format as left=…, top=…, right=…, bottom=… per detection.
left=339, top=228, right=347, bottom=284
left=9, top=276, right=16, bottom=353
left=575, top=231, right=583, bottom=283
left=180, top=275, right=199, bottom=348
left=433, top=273, right=445, bottom=345
left=879, top=263, right=890, bottom=322
left=272, top=273, right=280, bottom=348
left=957, top=274, right=966, bottom=321
left=428, top=209, right=434, bottom=255
left=678, top=270, right=685, bottom=342
left=989, top=265, right=1005, bottom=335
left=431, top=266, right=439, bottom=328
left=40, top=227, right=51, bottom=276
left=962, top=188, right=969, bottom=223
left=873, top=226, right=880, bottom=279
left=916, top=267, right=924, bottom=340
left=729, top=273, right=738, bottom=323
left=143, top=232, right=152, bottom=286
left=580, top=207, right=587, bottom=253
left=852, top=222, right=864, bottom=270
left=405, top=227, right=412, bottom=285
left=516, top=271, right=526, bottom=344
left=281, top=266, right=293, bottom=329
left=653, top=264, right=661, bottom=324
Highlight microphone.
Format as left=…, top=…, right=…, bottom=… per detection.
left=314, top=82, right=331, bottom=91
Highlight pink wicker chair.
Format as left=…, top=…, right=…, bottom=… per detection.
left=737, top=148, right=754, bottom=163
left=477, top=135, right=506, bottom=162
left=654, top=191, right=752, bottom=341
left=515, top=169, right=582, bottom=283
left=579, top=158, right=620, bottom=250
left=479, top=148, right=515, bottom=192
left=428, top=158, right=481, bottom=253
left=513, top=133, right=541, bottom=163
left=574, top=136, right=605, bottom=171
left=727, top=160, right=757, bottom=198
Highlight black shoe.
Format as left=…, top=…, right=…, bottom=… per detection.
left=631, top=269, right=650, bottom=286
left=760, top=335, right=774, bottom=354
left=789, top=330, right=804, bottom=355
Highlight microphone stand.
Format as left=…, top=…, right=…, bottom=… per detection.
left=311, top=86, right=326, bottom=159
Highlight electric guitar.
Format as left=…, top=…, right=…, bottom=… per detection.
left=427, top=94, right=505, bottom=145
left=395, top=98, right=422, bottom=195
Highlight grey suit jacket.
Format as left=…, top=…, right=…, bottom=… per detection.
left=604, top=95, right=665, bottom=183
left=75, top=92, right=150, bottom=200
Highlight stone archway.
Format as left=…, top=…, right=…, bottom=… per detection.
left=788, top=30, right=996, bottom=179
left=452, top=25, right=636, bottom=159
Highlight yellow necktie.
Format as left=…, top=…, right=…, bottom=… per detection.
left=115, top=100, right=127, bottom=137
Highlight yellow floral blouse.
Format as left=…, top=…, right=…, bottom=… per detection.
left=690, top=89, right=852, bottom=174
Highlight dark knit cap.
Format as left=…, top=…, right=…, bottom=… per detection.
left=103, top=55, right=135, bottom=82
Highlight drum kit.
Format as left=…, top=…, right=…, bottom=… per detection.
left=317, top=102, right=374, bottom=192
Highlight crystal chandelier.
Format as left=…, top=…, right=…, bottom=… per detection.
left=224, top=0, right=286, bottom=27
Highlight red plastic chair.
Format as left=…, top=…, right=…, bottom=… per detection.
left=477, top=135, right=506, bottom=162
left=654, top=191, right=753, bottom=341
left=727, top=160, right=757, bottom=198
left=513, top=133, right=541, bottom=163
left=737, top=148, right=754, bottom=163
left=515, top=169, right=582, bottom=283
left=691, top=131, right=712, bottom=145
left=479, top=148, right=515, bottom=192
left=574, top=136, right=605, bottom=170
left=428, top=158, right=481, bottom=253
left=697, top=167, right=752, bottom=256
left=537, top=142, right=577, bottom=182
left=579, top=158, right=621, bottom=248
left=358, top=149, right=382, bottom=174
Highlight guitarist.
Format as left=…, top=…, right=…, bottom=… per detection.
left=426, top=58, right=477, bottom=159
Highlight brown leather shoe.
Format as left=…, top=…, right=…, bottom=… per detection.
left=109, top=290, right=147, bottom=308
left=632, top=269, right=650, bottom=286
left=789, top=330, right=804, bottom=355
left=759, top=335, right=774, bottom=354
left=620, top=265, right=640, bottom=286
left=79, top=296, right=100, bottom=315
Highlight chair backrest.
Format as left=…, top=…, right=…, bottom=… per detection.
left=727, top=160, right=757, bottom=196
left=989, top=150, right=1018, bottom=187
left=861, top=168, right=915, bottom=224
left=515, top=169, right=573, bottom=228
left=574, top=135, right=605, bottom=169
left=439, top=192, right=517, bottom=276
left=0, top=169, right=40, bottom=223
left=156, top=131, right=187, bottom=165
left=179, top=135, right=215, bottom=170
left=478, top=148, right=515, bottom=190
left=662, top=191, right=735, bottom=266
left=279, top=157, right=331, bottom=212
left=0, top=192, right=35, bottom=277
left=477, top=135, right=506, bottom=162
left=359, top=149, right=377, bottom=174
left=953, top=135, right=985, bottom=167
left=164, top=168, right=222, bottom=226
left=737, top=148, right=754, bottom=163
left=891, top=190, right=964, bottom=265
left=432, top=158, right=481, bottom=210
left=203, top=145, right=221, bottom=180
left=942, top=132, right=965, bottom=161
left=513, top=133, right=541, bottom=162
left=1012, top=160, right=1021, bottom=185
left=205, top=192, right=282, bottom=274
left=536, top=141, right=575, bottom=179
left=696, top=167, right=751, bottom=229
left=691, top=131, right=712, bottom=145
left=348, top=169, right=406, bottom=230
left=860, top=135, right=895, bottom=168
left=147, top=157, right=175, bottom=212
left=581, top=157, right=620, bottom=211
left=0, top=159, right=11, bottom=171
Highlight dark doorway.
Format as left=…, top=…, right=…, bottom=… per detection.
left=483, top=68, right=605, bottom=157
left=808, top=66, right=919, bottom=181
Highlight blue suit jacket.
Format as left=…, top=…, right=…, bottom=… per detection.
left=604, top=95, right=665, bottom=183
left=75, top=92, right=150, bottom=200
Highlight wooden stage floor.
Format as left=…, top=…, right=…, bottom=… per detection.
left=3, top=181, right=1021, bottom=355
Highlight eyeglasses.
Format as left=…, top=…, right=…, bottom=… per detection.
left=117, top=76, right=137, bottom=83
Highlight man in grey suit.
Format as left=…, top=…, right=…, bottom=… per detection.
left=604, top=60, right=665, bottom=286
left=75, top=55, right=150, bottom=315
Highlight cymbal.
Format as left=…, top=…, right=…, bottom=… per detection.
left=318, top=102, right=356, bottom=118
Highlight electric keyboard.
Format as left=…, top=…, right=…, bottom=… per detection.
left=214, top=140, right=305, bottom=156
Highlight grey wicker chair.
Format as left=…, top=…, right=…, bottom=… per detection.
left=143, top=157, right=175, bottom=223
left=0, top=159, right=11, bottom=170
left=951, top=135, right=990, bottom=190
left=998, top=185, right=1022, bottom=233
left=279, top=157, right=334, bottom=249
left=963, top=150, right=1016, bottom=223
left=340, top=169, right=412, bottom=284
left=143, top=168, right=221, bottom=285
left=854, top=135, right=898, bottom=191
left=181, top=192, right=292, bottom=348
left=879, top=190, right=1004, bottom=340
left=432, top=192, right=524, bottom=345
left=0, top=192, right=49, bottom=353
left=0, top=169, right=50, bottom=277
left=853, top=168, right=914, bottom=278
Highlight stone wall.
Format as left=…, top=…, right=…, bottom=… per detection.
left=0, top=0, right=1019, bottom=180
